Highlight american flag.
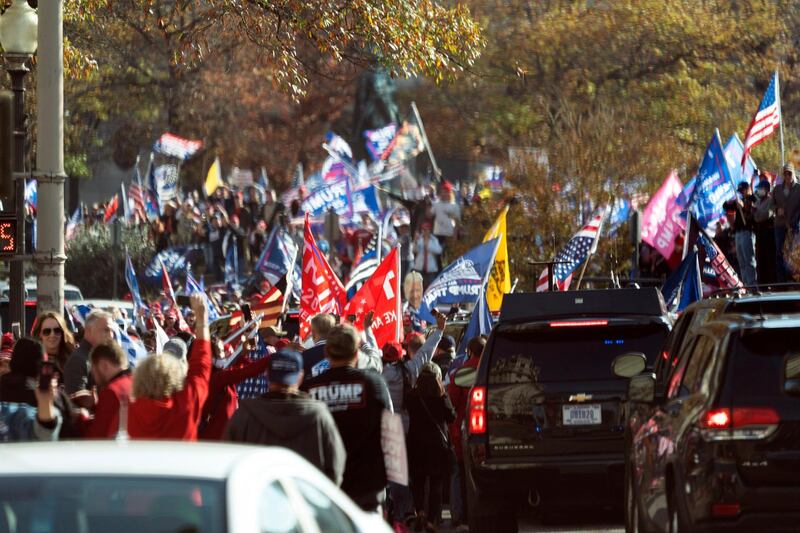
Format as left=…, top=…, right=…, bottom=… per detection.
left=698, top=234, right=742, bottom=290
left=65, top=207, right=82, bottom=242
left=153, top=132, right=203, bottom=160
left=345, top=232, right=379, bottom=295
left=742, top=71, right=781, bottom=168
left=128, top=183, right=148, bottom=223
left=248, top=284, right=284, bottom=329
left=536, top=210, right=607, bottom=292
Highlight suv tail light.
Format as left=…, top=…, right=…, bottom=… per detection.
left=469, top=386, right=486, bottom=434
left=700, top=407, right=780, bottom=441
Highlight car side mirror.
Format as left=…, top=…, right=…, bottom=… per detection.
left=612, top=352, right=647, bottom=378
left=453, top=366, right=477, bottom=388
left=628, top=373, right=656, bottom=403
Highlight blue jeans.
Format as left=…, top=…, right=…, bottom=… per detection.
left=775, top=226, right=789, bottom=282
left=735, top=231, right=757, bottom=285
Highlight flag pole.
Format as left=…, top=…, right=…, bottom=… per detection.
left=411, top=101, right=442, bottom=180
left=778, top=69, right=785, bottom=167
left=395, top=244, right=402, bottom=342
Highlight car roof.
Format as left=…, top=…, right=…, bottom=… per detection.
left=499, top=288, right=668, bottom=322
left=0, top=441, right=303, bottom=480
left=79, top=299, right=134, bottom=309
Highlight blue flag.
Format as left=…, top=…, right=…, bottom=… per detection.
left=724, top=134, right=758, bottom=189
left=456, top=286, right=493, bottom=356
left=124, top=252, right=146, bottom=315
left=678, top=251, right=702, bottom=312
left=417, top=238, right=500, bottom=323
left=254, top=226, right=299, bottom=287
left=661, top=249, right=697, bottom=308
left=144, top=247, right=193, bottom=285
left=113, top=323, right=148, bottom=367
left=606, top=198, right=631, bottom=237
left=685, top=130, right=737, bottom=229
left=186, top=267, right=219, bottom=321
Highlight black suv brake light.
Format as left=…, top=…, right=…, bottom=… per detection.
left=469, top=386, right=486, bottom=434
left=700, top=407, right=780, bottom=441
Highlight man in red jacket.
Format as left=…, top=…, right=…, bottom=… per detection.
left=198, top=336, right=271, bottom=441
left=84, top=341, right=132, bottom=439
left=128, top=294, right=211, bottom=440
left=447, top=336, right=486, bottom=529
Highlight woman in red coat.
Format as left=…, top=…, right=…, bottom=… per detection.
left=128, top=294, right=211, bottom=441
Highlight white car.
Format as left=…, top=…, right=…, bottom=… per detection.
left=0, top=279, right=84, bottom=301
left=0, top=441, right=391, bottom=533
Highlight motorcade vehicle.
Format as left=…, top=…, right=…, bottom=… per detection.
left=458, top=288, right=672, bottom=533
left=0, top=441, right=391, bottom=533
left=623, top=295, right=800, bottom=532
left=76, top=299, right=136, bottom=321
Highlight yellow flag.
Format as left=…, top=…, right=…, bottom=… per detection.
left=483, top=206, right=511, bottom=312
left=204, top=157, right=222, bottom=196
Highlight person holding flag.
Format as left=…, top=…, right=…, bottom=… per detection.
left=536, top=209, right=607, bottom=292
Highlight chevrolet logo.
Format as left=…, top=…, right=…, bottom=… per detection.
left=569, top=393, right=593, bottom=403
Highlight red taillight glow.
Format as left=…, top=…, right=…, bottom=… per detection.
left=732, top=407, right=780, bottom=427
left=469, top=386, right=487, bottom=434
left=703, top=408, right=731, bottom=429
left=700, top=407, right=780, bottom=441
left=711, top=503, right=741, bottom=517
left=549, top=320, right=608, bottom=328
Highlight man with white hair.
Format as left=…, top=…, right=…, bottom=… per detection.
left=64, top=310, right=115, bottom=409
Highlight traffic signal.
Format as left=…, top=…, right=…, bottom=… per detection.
left=0, top=92, right=13, bottom=210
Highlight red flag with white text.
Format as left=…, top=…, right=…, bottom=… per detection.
left=343, top=247, right=401, bottom=349
left=300, top=215, right=346, bottom=339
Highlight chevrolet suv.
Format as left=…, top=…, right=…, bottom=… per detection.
left=460, top=288, right=672, bottom=533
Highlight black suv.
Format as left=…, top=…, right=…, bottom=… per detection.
left=625, top=300, right=800, bottom=532
left=461, top=288, right=672, bottom=532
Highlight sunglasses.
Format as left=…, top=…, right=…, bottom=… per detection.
left=41, top=327, right=63, bottom=337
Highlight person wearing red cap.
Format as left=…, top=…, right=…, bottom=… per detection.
left=432, top=181, right=461, bottom=265
left=382, top=311, right=447, bottom=527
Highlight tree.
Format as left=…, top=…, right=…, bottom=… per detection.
left=403, top=0, right=800, bottom=287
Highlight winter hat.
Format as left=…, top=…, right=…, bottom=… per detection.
left=438, top=335, right=456, bottom=352
left=9, top=337, right=44, bottom=378
left=783, top=163, right=795, bottom=175
left=420, top=361, right=442, bottom=381
left=756, top=180, right=771, bottom=192
left=382, top=341, right=405, bottom=363
left=268, top=349, right=303, bottom=385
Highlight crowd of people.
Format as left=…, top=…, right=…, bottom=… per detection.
left=0, top=284, right=485, bottom=531
left=75, top=178, right=485, bottom=290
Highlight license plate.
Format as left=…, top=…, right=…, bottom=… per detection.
left=562, top=404, right=602, bottom=426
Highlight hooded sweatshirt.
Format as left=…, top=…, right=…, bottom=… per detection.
left=128, top=340, right=211, bottom=441
left=223, top=392, right=345, bottom=485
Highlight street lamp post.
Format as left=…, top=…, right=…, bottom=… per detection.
left=0, top=0, right=38, bottom=333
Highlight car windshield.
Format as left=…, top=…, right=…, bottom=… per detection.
left=489, top=323, right=668, bottom=384
left=0, top=476, right=226, bottom=533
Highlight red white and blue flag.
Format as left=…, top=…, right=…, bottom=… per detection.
left=153, top=132, right=203, bottom=160
left=742, top=71, right=781, bottom=168
left=698, top=233, right=742, bottom=290
left=536, top=209, right=607, bottom=292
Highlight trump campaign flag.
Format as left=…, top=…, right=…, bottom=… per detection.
left=698, top=233, right=742, bottom=290
left=742, top=71, right=781, bottom=169
left=254, top=225, right=299, bottom=287
left=536, top=209, right=606, bottom=292
left=641, top=171, right=684, bottom=261
left=343, top=247, right=402, bottom=348
left=483, top=206, right=511, bottom=312
left=299, top=215, right=346, bottom=340
left=417, top=238, right=501, bottom=324
left=685, top=130, right=737, bottom=229
left=364, top=123, right=398, bottom=161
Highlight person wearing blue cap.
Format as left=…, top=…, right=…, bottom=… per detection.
left=223, top=349, right=345, bottom=486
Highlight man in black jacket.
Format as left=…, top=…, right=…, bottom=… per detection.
left=224, top=349, right=346, bottom=485
left=302, top=324, right=393, bottom=512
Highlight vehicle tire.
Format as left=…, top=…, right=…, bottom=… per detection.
left=465, top=471, right=517, bottom=533
left=668, top=481, right=689, bottom=533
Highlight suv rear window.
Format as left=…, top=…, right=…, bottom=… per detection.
left=725, top=329, right=800, bottom=401
left=488, top=323, right=668, bottom=384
